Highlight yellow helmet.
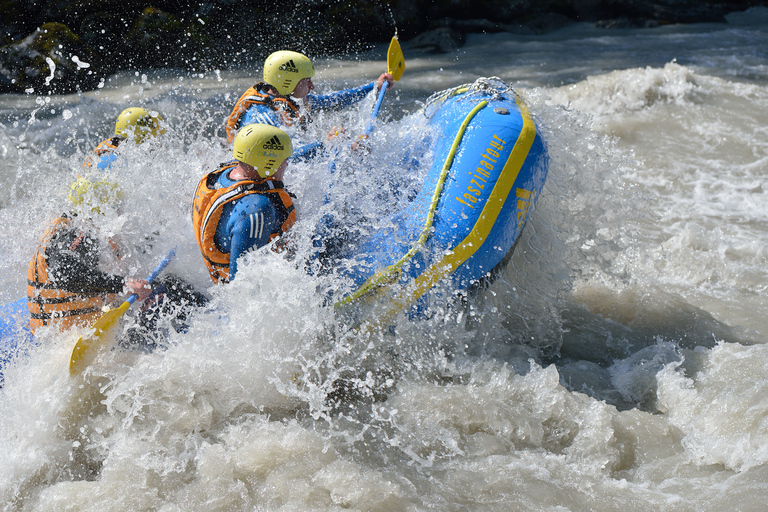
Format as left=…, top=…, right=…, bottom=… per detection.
left=114, top=107, right=166, bottom=144
left=232, top=124, right=293, bottom=178
left=68, top=177, right=123, bottom=215
left=263, top=50, right=314, bottom=96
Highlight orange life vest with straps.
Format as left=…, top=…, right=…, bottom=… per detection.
left=26, top=216, right=118, bottom=334
left=82, top=136, right=123, bottom=169
left=192, top=164, right=297, bottom=283
left=225, top=83, right=307, bottom=143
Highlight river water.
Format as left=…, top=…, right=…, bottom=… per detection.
left=2, top=7, right=768, bottom=511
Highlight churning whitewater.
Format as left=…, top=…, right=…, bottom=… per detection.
left=1, top=7, right=768, bottom=511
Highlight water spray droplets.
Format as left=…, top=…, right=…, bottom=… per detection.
left=44, top=57, right=55, bottom=86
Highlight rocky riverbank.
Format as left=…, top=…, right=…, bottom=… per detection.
left=1, top=0, right=766, bottom=94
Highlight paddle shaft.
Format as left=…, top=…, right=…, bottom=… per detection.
left=69, top=248, right=176, bottom=375
left=365, top=82, right=389, bottom=136
left=125, top=248, right=176, bottom=305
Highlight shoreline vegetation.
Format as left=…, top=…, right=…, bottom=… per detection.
left=1, top=0, right=766, bottom=95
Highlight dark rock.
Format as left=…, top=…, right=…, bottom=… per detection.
left=77, top=12, right=135, bottom=75
left=580, top=0, right=739, bottom=24
left=417, top=0, right=538, bottom=25
left=404, top=26, right=466, bottom=53
left=317, top=0, right=395, bottom=54
left=0, top=22, right=100, bottom=94
left=508, top=12, right=575, bottom=34
left=123, top=7, right=213, bottom=70
left=430, top=13, right=573, bottom=37
left=652, top=3, right=730, bottom=24
left=391, top=0, right=430, bottom=38
left=0, top=1, right=27, bottom=46
left=596, top=17, right=661, bottom=29
left=443, top=18, right=509, bottom=33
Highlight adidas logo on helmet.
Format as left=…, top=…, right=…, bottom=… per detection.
left=279, top=60, right=299, bottom=73
left=263, top=135, right=284, bottom=151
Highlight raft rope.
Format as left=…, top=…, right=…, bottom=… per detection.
left=423, top=77, right=509, bottom=118
left=335, top=99, right=490, bottom=308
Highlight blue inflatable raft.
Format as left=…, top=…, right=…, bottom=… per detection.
left=332, top=78, right=549, bottom=326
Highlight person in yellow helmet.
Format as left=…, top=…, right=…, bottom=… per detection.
left=224, top=50, right=394, bottom=144
left=83, top=107, right=166, bottom=171
left=192, top=124, right=296, bottom=283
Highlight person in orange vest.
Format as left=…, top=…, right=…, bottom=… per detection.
left=27, top=178, right=151, bottom=334
left=193, top=124, right=296, bottom=283
left=225, top=50, right=394, bottom=144
left=82, top=107, right=166, bottom=171
left=27, top=178, right=207, bottom=348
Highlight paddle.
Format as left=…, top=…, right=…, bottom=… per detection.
left=69, top=248, right=176, bottom=376
left=327, top=35, right=405, bottom=167
left=365, top=36, right=405, bottom=136
left=313, top=37, right=406, bottom=264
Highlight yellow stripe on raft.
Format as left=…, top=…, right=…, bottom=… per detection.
left=371, top=97, right=537, bottom=326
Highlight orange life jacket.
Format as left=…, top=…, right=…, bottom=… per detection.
left=82, top=136, right=123, bottom=169
left=26, top=216, right=117, bottom=334
left=225, top=83, right=306, bottom=143
left=192, top=164, right=297, bottom=283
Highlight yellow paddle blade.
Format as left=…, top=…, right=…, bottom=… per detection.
left=69, top=300, right=131, bottom=376
left=387, top=36, right=405, bottom=81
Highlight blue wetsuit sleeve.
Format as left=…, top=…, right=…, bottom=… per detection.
left=290, top=141, right=323, bottom=162
left=96, top=152, right=119, bottom=171
left=240, top=104, right=282, bottom=129
left=306, top=82, right=375, bottom=110
left=225, top=196, right=277, bottom=280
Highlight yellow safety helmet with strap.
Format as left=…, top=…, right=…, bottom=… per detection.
left=232, top=124, right=293, bottom=178
left=263, top=50, right=315, bottom=96
left=68, top=177, right=123, bottom=216
left=114, top=107, right=166, bottom=144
